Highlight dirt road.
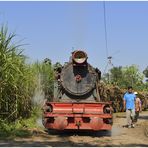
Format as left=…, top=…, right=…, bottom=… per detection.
left=0, top=111, right=148, bottom=147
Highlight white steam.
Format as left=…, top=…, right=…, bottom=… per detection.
left=32, top=73, right=45, bottom=106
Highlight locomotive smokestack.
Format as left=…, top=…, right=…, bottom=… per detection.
left=72, top=50, right=87, bottom=64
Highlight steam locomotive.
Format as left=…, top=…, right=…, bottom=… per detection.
left=42, top=50, right=113, bottom=131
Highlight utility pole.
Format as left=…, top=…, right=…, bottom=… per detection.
left=103, top=56, right=114, bottom=84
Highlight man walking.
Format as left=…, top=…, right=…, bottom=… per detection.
left=134, top=92, right=142, bottom=122
left=123, top=86, right=136, bottom=128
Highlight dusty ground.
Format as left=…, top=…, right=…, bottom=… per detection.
left=0, top=111, right=148, bottom=147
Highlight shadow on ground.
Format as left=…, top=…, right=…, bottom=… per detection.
left=0, top=130, right=112, bottom=147
left=0, top=139, right=148, bottom=147
left=0, top=140, right=99, bottom=147
left=115, top=111, right=148, bottom=119
left=47, top=129, right=112, bottom=137
left=139, top=115, right=148, bottom=120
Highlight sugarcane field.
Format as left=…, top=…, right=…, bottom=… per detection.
left=0, top=1, right=148, bottom=147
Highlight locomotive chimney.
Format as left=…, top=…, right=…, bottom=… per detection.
left=72, top=50, right=88, bottom=64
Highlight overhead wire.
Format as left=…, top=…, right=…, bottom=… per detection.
left=103, top=1, right=114, bottom=76
left=103, top=1, right=109, bottom=58
left=103, top=1, right=110, bottom=75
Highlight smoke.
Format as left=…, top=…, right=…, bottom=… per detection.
left=36, top=117, right=44, bottom=128
left=32, top=73, right=45, bottom=106
left=31, top=73, right=45, bottom=128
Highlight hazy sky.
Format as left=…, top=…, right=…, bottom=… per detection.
left=0, top=1, right=148, bottom=72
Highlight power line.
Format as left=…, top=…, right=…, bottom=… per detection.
left=103, top=1, right=115, bottom=75
left=103, top=1, right=109, bottom=58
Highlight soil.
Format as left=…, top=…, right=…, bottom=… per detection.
left=0, top=111, right=148, bottom=147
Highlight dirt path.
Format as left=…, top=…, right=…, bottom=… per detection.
left=0, top=111, right=148, bottom=147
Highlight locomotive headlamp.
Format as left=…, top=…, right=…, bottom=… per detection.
left=72, top=50, right=87, bottom=64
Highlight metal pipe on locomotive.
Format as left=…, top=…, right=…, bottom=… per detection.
left=42, top=50, right=113, bottom=131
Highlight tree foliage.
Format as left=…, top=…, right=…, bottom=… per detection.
left=31, top=60, right=54, bottom=102
left=110, top=66, right=123, bottom=85
left=122, top=65, right=144, bottom=90
left=143, top=66, right=148, bottom=78
left=103, top=65, right=145, bottom=90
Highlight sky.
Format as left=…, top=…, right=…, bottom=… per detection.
left=0, top=1, right=148, bottom=73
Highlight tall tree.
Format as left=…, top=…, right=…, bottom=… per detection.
left=107, top=65, right=144, bottom=90
left=143, top=66, right=148, bottom=78
left=122, top=65, right=144, bottom=89
left=110, top=66, right=123, bottom=85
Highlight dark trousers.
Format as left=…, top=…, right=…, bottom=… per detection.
left=134, top=111, right=139, bottom=122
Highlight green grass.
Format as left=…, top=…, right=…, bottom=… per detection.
left=0, top=107, right=42, bottom=139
